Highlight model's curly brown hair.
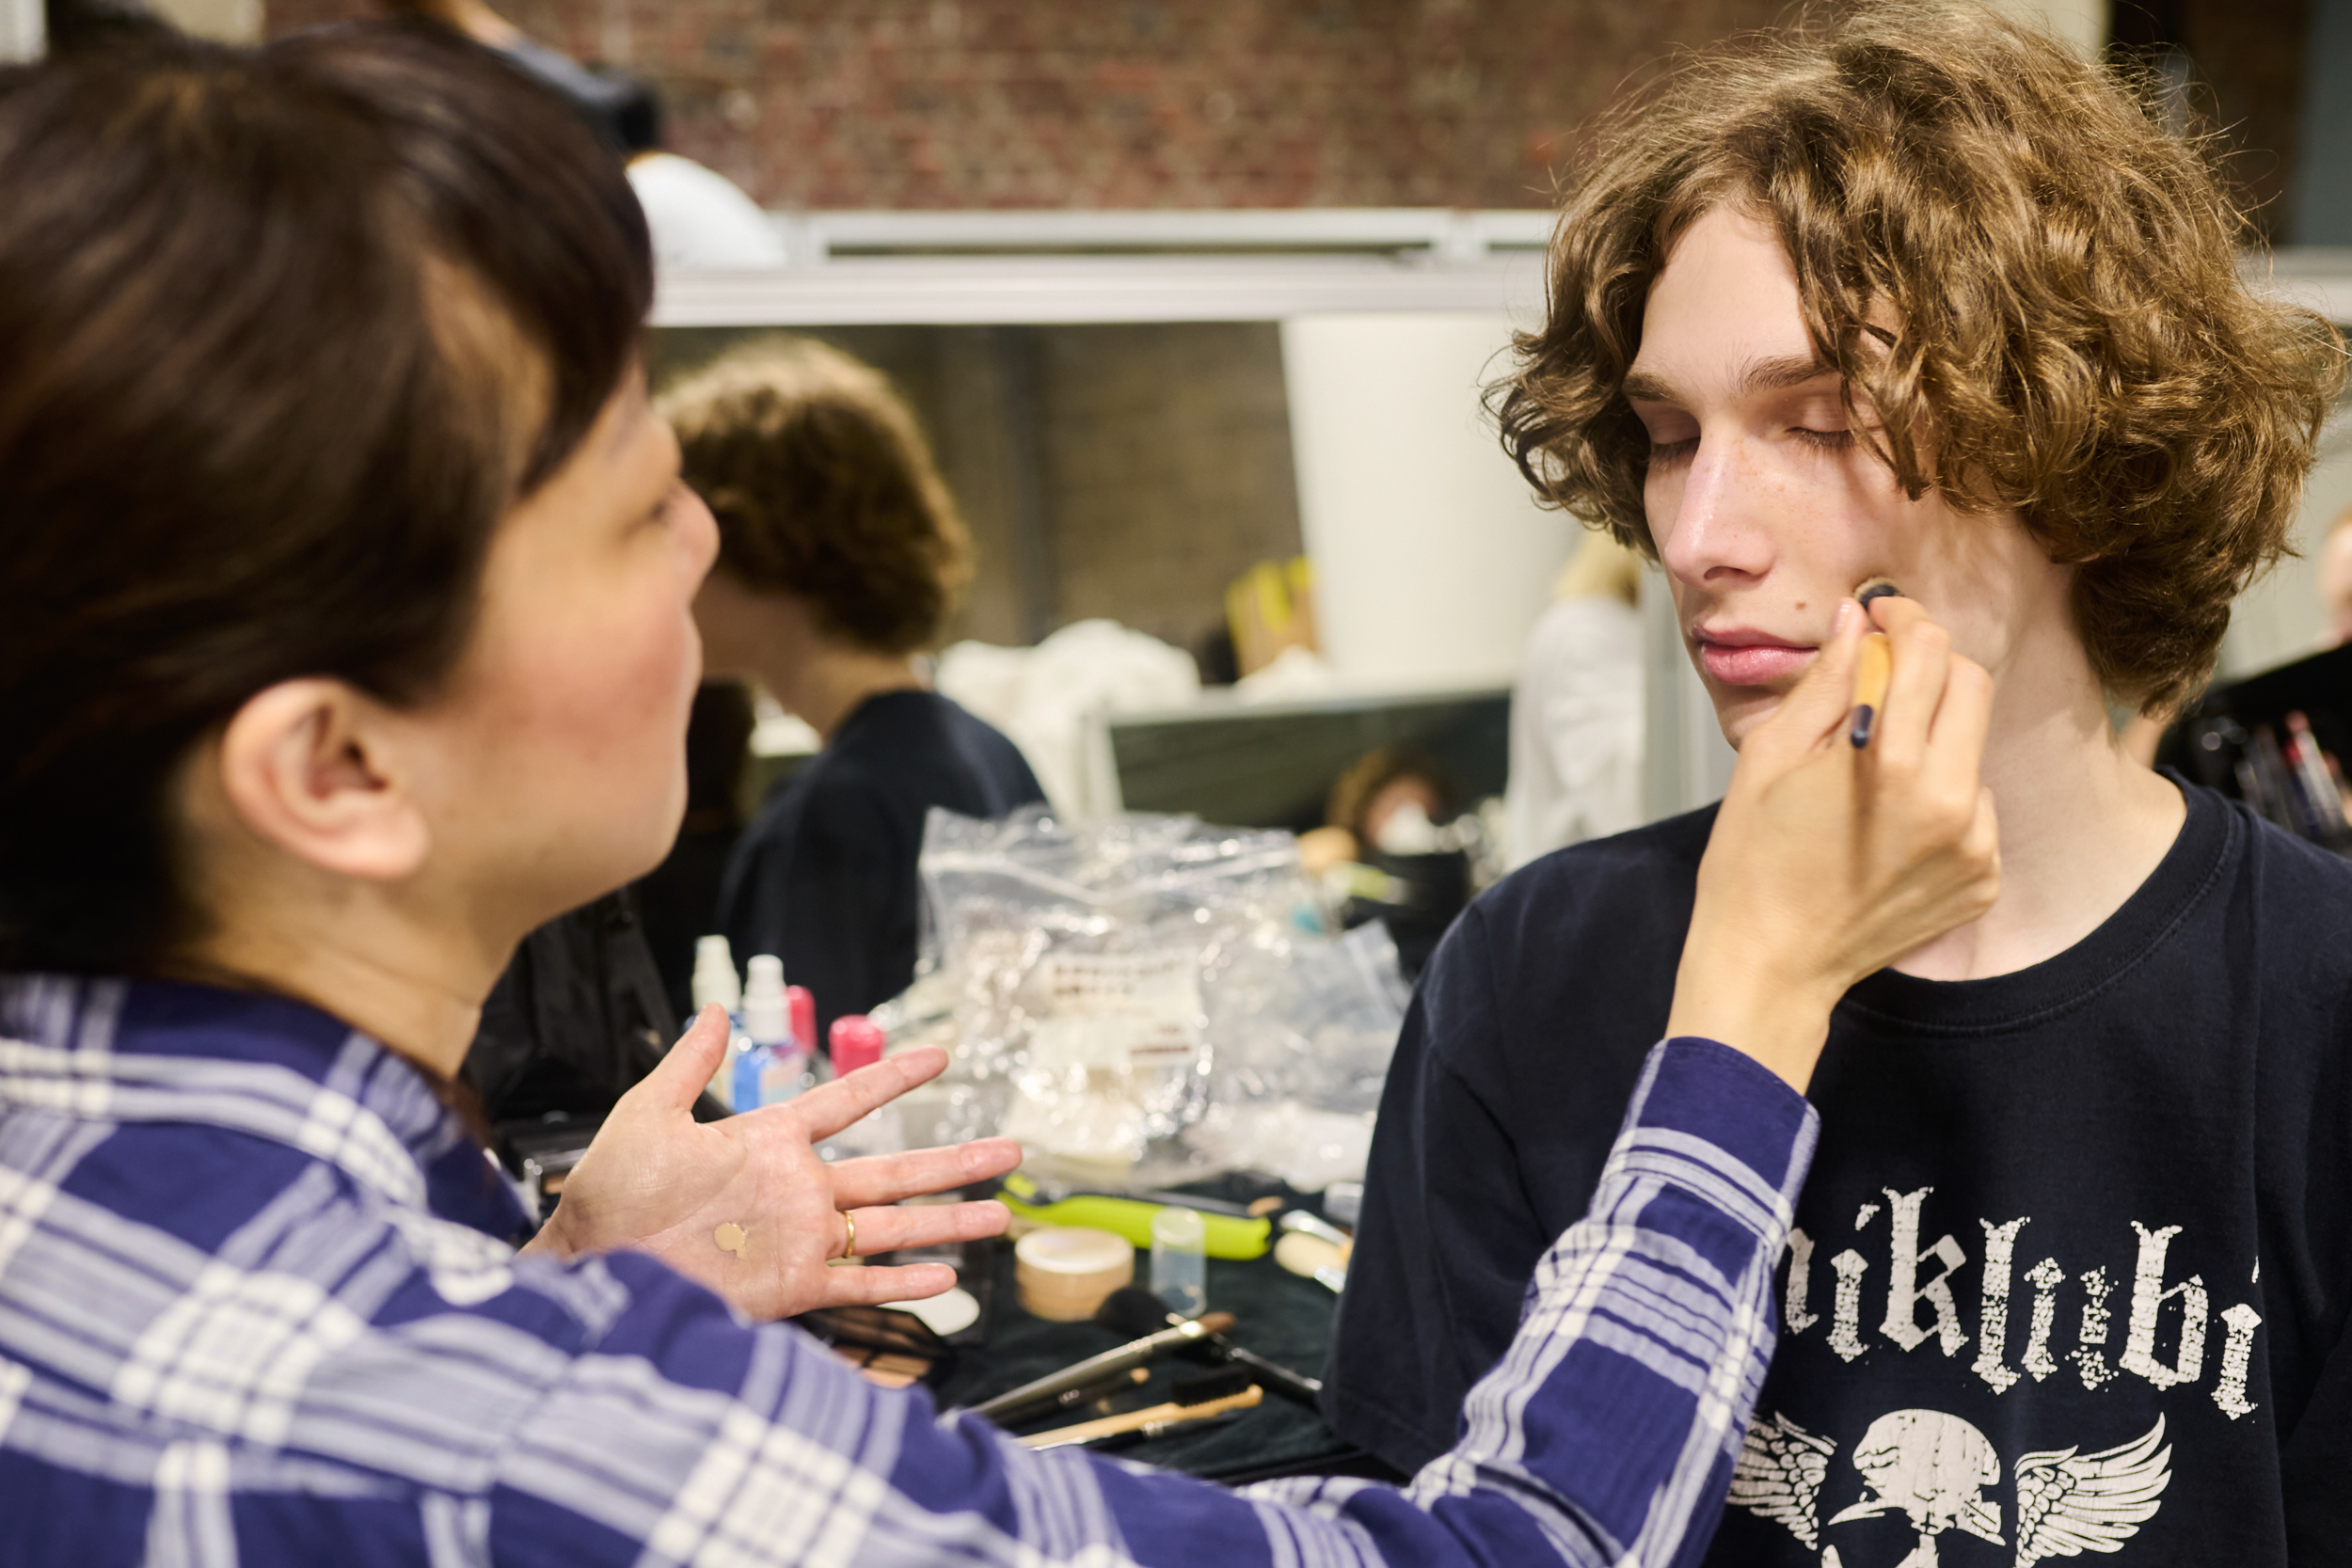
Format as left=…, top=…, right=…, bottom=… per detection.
left=661, top=336, right=972, bottom=654
left=1496, top=1, right=2344, bottom=713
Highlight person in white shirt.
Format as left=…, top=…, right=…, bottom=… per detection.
left=1504, top=529, right=1645, bottom=867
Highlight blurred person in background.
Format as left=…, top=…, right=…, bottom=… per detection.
left=1304, top=749, right=1469, bottom=979
left=385, top=0, right=787, bottom=269
left=0, top=35, right=2012, bottom=1564
left=379, top=0, right=641, bottom=148
left=633, top=678, right=758, bottom=1022
left=2317, top=500, right=2352, bottom=648
left=1301, top=746, right=1462, bottom=874
left=1504, top=530, right=1645, bottom=868
left=610, top=78, right=790, bottom=270
left=663, top=338, right=1045, bottom=1045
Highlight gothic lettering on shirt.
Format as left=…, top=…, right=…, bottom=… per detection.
left=1777, top=1189, right=2262, bottom=1421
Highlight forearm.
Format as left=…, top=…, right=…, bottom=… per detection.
left=939, top=1037, right=1813, bottom=1567
left=499, top=1037, right=1813, bottom=1568
left=1242, top=1036, right=1817, bottom=1566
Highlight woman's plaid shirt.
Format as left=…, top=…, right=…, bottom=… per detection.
left=0, top=975, right=1814, bottom=1567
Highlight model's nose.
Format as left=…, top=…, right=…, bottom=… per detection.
left=1658, top=436, right=1773, bottom=590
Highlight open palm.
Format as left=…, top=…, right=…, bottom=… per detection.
left=529, top=1006, right=1020, bottom=1318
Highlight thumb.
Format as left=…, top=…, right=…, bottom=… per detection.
left=643, top=1005, right=732, bottom=1111
left=1749, top=598, right=1866, bottom=764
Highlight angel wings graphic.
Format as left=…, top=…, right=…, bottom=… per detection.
left=1730, top=1408, right=2172, bottom=1566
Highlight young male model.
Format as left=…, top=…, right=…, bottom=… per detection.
left=1327, top=7, right=2352, bottom=1564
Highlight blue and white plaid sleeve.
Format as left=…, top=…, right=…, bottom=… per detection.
left=0, top=977, right=1813, bottom=1568
left=480, top=1037, right=1813, bottom=1568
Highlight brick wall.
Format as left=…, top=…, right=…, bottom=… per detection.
left=268, top=0, right=1819, bottom=210
left=265, top=3, right=2315, bottom=225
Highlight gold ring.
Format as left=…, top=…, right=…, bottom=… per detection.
left=840, top=1211, right=857, bottom=1260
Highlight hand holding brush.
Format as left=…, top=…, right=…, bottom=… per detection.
left=1669, top=581, right=2001, bottom=1093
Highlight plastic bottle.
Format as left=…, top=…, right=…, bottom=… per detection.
left=787, top=986, right=816, bottom=1063
left=691, top=936, right=745, bottom=1110
left=690, top=935, right=742, bottom=1016
left=818, top=1015, right=902, bottom=1161
left=737, top=955, right=801, bottom=1110
left=1150, top=1205, right=1208, bottom=1318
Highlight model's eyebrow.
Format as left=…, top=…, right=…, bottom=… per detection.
left=1620, top=353, right=1839, bottom=406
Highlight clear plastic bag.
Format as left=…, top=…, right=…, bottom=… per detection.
left=876, top=805, right=1407, bottom=1190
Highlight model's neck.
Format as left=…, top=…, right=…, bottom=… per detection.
left=1892, top=645, right=2185, bottom=982
left=757, top=643, right=924, bottom=742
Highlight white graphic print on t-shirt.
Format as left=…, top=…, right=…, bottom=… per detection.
left=1734, top=1183, right=2256, bottom=1563
left=1733, top=1408, right=2172, bottom=1566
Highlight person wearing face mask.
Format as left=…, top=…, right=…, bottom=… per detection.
left=1327, top=8, right=2352, bottom=1565
left=0, top=29, right=2010, bottom=1567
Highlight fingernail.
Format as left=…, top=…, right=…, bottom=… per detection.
left=1833, top=600, right=1857, bottom=638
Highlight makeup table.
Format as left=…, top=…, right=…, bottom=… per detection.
left=933, top=1214, right=1383, bottom=1484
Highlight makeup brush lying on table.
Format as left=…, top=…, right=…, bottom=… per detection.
left=965, top=1311, right=1238, bottom=1426
left=1095, top=1287, right=1323, bottom=1406
left=1019, top=1367, right=1263, bottom=1450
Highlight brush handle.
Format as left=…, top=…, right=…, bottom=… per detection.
left=1228, top=1345, right=1321, bottom=1402
left=1047, top=1366, right=1150, bottom=1413
left=968, top=1314, right=1236, bottom=1423
left=1849, top=631, right=1892, bottom=749
left=1019, top=1385, right=1263, bottom=1449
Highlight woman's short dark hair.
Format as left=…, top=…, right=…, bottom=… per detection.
left=1496, top=1, right=2344, bottom=714
left=0, top=27, right=652, bottom=974
left=660, top=338, right=974, bottom=656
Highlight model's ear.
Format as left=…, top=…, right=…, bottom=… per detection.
left=212, top=679, right=431, bottom=881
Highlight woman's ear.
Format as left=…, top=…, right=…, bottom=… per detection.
left=211, top=679, right=432, bottom=881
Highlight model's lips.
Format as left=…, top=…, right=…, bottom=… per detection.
left=1692, top=628, right=1817, bottom=688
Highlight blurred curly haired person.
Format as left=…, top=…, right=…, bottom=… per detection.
left=663, top=338, right=1044, bottom=1046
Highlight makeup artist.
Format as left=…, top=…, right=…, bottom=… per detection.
left=0, top=31, right=1994, bottom=1566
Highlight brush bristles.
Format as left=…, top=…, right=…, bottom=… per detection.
left=1854, top=577, right=1901, bottom=608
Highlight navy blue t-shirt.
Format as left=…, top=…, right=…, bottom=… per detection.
left=717, top=689, right=1044, bottom=1043
left=1327, top=779, right=2352, bottom=1566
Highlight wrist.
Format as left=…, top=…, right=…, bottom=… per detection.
left=1665, top=929, right=1839, bottom=1093
left=518, top=1196, right=587, bottom=1259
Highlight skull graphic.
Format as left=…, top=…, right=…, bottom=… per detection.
left=1827, top=1410, right=2003, bottom=1565
left=1733, top=1406, right=2173, bottom=1567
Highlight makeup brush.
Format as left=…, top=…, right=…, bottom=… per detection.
left=1036, top=1365, right=1151, bottom=1417
left=965, top=1311, right=1237, bottom=1425
left=1849, top=578, right=1902, bottom=749
left=1019, top=1367, right=1263, bottom=1449
left=1097, top=1287, right=1323, bottom=1406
